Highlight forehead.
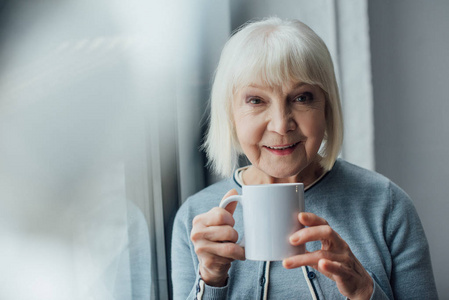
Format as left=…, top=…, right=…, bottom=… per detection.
left=236, top=81, right=315, bottom=95
left=230, top=59, right=321, bottom=96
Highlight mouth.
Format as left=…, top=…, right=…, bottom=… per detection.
left=263, top=142, right=300, bottom=155
left=265, top=142, right=299, bottom=150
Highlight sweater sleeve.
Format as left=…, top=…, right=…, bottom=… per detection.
left=385, top=182, right=438, bottom=299
left=171, top=201, right=230, bottom=300
left=367, top=272, right=390, bottom=300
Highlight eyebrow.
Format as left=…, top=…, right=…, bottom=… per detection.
left=247, top=82, right=310, bottom=90
left=293, top=82, right=309, bottom=89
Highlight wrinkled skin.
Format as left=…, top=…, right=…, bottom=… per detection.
left=191, top=81, right=373, bottom=298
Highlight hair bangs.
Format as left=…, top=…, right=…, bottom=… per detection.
left=205, top=17, right=343, bottom=176
left=231, top=29, right=324, bottom=93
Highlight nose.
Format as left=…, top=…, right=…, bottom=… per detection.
left=266, top=104, right=296, bottom=135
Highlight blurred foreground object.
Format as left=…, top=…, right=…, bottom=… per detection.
left=0, top=0, right=167, bottom=298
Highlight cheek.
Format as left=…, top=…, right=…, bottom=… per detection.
left=234, top=116, right=265, bottom=152
left=302, top=112, right=326, bottom=142
left=235, top=119, right=256, bottom=144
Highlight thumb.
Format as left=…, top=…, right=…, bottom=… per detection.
left=220, top=189, right=239, bottom=215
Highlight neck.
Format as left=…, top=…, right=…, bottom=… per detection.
left=242, top=160, right=325, bottom=187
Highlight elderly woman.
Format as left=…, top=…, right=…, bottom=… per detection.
left=171, top=17, right=437, bottom=299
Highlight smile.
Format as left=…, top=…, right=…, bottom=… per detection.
left=265, top=142, right=299, bottom=150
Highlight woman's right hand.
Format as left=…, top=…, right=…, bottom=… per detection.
left=190, top=189, right=245, bottom=286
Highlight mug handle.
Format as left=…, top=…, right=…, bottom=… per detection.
left=219, top=195, right=245, bottom=247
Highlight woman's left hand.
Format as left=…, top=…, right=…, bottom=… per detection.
left=283, top=212, right=373, bottom=300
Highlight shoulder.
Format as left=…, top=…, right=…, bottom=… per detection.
left=174, top=178, right=239, bottom=225
left=332, top=159, right=389, bottom=186
left=329, top=159, right=408, bottom=197
left=312, top=159, right=414, bottom=213
left=185, top=178, right=238, bottom=211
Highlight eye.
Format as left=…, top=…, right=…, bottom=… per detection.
left=293, top=92, right=314, bottom=103
left=247, top=97, right=262, bottom=105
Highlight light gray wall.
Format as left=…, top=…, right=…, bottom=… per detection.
left=369, top=1, right=449, bottom=297
left=229, top=0, right=447, bottom=296
left=229, top=0, right=375, bottom=170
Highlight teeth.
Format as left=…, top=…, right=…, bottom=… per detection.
left=267, top=143, right=297, bottom=150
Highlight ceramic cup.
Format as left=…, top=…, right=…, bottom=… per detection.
left=219, top=183, right=305, bottom=261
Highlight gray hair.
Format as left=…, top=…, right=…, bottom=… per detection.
left=204, top=17, right=343, bottom=177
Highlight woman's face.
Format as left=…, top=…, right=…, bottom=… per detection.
left=232, top=80, right=326, bottom=182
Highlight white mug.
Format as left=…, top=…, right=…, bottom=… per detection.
left=219, top=183, right=305, bottom=261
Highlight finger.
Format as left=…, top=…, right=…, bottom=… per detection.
left=196, top=240, right=245, bottom=261
left=318, top=258, right=366, bottom=282
left=282, top=250, right=345, bottom=269
left=318, top=258, right=374, bottom=298
left=317, top=258, right=345, bottom=280
left=191, top=225, right=239, bottom=243
left=220, top=189, right=239, bottom=215
left=199, top=253, right=235, bottom=268
left=289, top=225, right=343, bottom=248
left=193, top=207, right=236, bottom=227
left=298, top=212, right=329, bottom=227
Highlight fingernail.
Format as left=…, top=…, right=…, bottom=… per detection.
left=289, top=236, right=299, bottom=244
left=283, top=259, right=292, bottom=268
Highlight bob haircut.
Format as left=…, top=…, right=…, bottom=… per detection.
left=204, top=17, right=343, bottom=177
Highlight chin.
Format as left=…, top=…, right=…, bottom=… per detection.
left=267, top=166, right=303, bottom=180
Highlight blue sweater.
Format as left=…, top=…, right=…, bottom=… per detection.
left=171, top=159, right=438, bottom=299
